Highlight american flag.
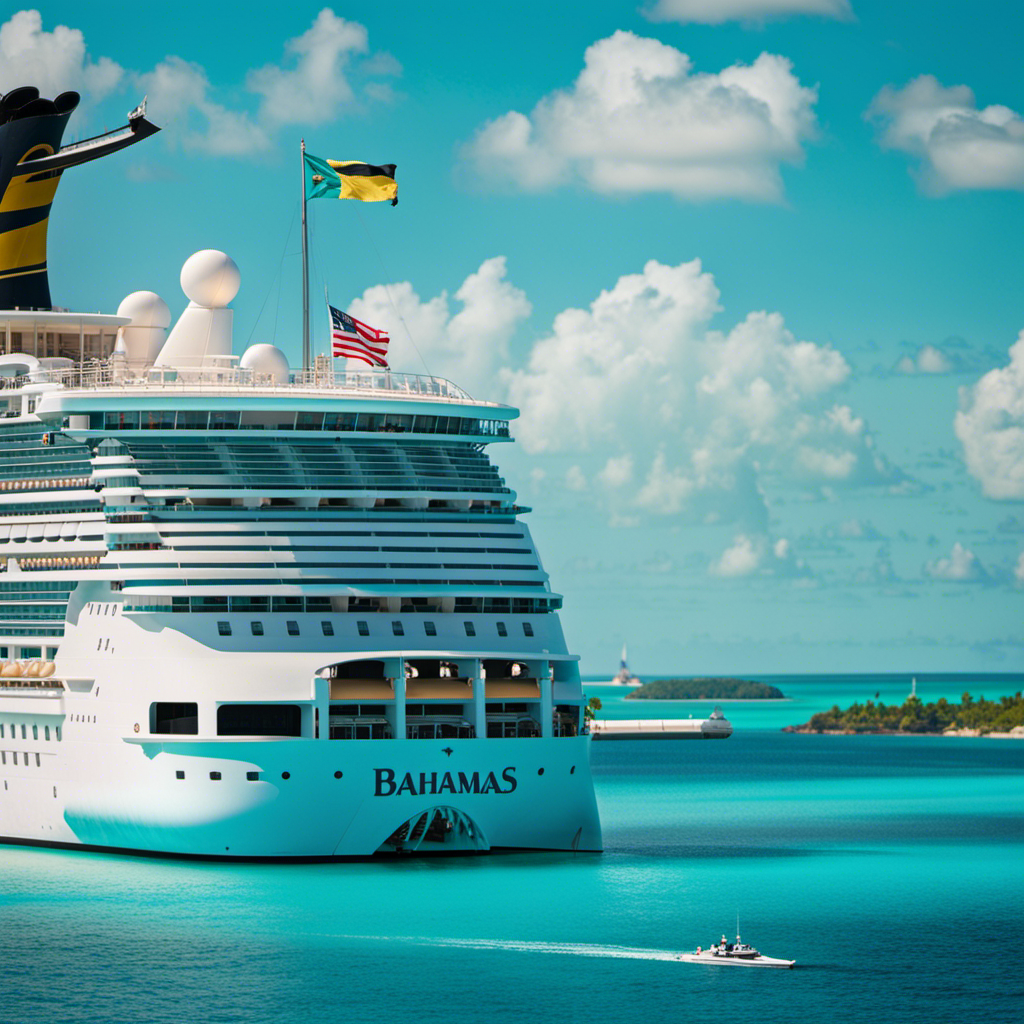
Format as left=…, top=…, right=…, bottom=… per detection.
left=329, top=304, right=390, bottom=367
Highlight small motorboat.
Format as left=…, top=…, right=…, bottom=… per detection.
left=676, top=932, right=795, bottom=968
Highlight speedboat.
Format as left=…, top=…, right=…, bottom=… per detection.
left=676, top=932, right=795, bottom=968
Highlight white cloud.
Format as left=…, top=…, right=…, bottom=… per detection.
left=348, top=256, right=531, bottom=393
left=565, top=466, right=588, bottom=491
left=644, top=0, right=853, bottom=24
left=247, top=8, right=370, bottom=127
left=463, top=31, right=818, bottom=202
left=599, top=454, right=634, bottom=489
left=0, top=9, right=122, bottom=100
left=0, top=9, right=398, bottom=158
left=867, top=75, right=1024, bottom=193
left=711, top=534, right=762, bottom=577
left=955, top=331, right=1024, bottom=499
left=925, top=542, right=985, bottom=582
left=504, top=257, right=898, bottom=526
left=896, top=344, right=953, bottom=374
left=139, top=57, right=271, bottom=156
left=710, top=533, right=810, bottom=577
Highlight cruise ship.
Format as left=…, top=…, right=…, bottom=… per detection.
left=0, top=87, right=602, bottom=858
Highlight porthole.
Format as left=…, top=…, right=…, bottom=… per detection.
left=334, top=770, right=343, bottom=779
left=281, top=771, right=291, bottom=780
left=537, top=768, right=545, bottom=776
left=570, top=765, right=576, bottom=774
left=175, top=770, right=185, bottom=780
left=209, top=771, right=222, bottom=780
left=246, top=771, right=260, bottom=782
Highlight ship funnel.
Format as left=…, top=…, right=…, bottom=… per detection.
left=0, top=85, right=159, bottom=310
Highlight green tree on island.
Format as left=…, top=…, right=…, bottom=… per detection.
left=790, top=691, right=1024, bottom=734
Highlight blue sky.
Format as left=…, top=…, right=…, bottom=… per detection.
left=4, top=0, right=1024, bottom=674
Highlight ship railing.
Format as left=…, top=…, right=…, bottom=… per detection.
left=5, top=364, right=483, bottom=403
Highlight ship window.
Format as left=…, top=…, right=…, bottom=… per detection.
left=217, top=704, right=302, bottom=737
left=391, top=621, right=404, bottom=636
left=496, top=622, right=507, bottom=637
left=0, top=724, right=3, bottom=738
left=464, top=622, right=476, bottom=637
left=44, top=726, right=49, bottom=741
left=522, top=622, right=534, bottom=637
left=209, top=771, right=222, bottom=781
left=250, top=621, right=264, bottom=636
left=32, top=725, right=38, bottom=740
left=21, top=724, right=26, bottom=739
left=218, top=621, right=232, bottom=636
left=424, top=621, right=437, bottom=636
left=152, top=702, right=198, bottom=735
left=321, top=621, right=334, bottom=636
left=246, top=771, right=261, bottom=781
left=287, top=620, right=300, bottom=636
left=56, top=726, right=61, bottom=741
left=357, top=620, right=369, bottom=636
left=175, top=770, right=185, bottom=780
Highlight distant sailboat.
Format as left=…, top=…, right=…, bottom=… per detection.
left=611, top=644, right=641, bottom=686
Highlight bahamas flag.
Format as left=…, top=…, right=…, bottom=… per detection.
left=304, top=152, right=398, bottom=205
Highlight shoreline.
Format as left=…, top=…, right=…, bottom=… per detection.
left=783, top=726, right=1024, bottom=738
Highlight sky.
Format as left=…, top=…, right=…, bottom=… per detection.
left=3, top=0, right=1024, bottom=675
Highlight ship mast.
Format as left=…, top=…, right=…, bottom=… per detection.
left=300, top=138, right=310, bottom=374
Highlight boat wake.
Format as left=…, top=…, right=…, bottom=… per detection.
left=338, top=934, right=687, bottom=963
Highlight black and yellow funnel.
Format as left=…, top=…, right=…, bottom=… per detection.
left=0, top=87, right=160, bottom=310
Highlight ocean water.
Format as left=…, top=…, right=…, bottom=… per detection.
left=3, top=674, right=1023, bottom=1024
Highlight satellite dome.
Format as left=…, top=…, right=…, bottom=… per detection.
left=180, top=250, right=240, bottom=308
left=117, top=290, right=171, bottom=329
left=240, top=344, right=290, bottom=384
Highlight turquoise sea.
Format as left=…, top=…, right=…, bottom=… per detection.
left=3, top=673, right=1023, bottom=1024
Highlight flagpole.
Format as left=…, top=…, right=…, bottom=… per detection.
left=300, top=138, right=310, bottom=375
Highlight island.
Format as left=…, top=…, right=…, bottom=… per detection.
left=625, top=678, right=785, bottom=700
left=784, top=691, right=1024, bottom=735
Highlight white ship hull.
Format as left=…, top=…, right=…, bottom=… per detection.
left=2, top=735, right=599, bottom=858
left=1, top=583, right=602, bottom=858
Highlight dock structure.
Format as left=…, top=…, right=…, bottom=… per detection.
left=591, top=713, right=732, bottom=740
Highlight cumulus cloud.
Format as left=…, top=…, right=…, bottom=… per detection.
left=896, top=344, right=953, bottom=375
left=565, top=466, right=588, bottom=492
left=463, top=31, right=818, bottom=202
left=867, top=75, right=1024, bottom=193
left=348, top=256, right=531, bottom=393
left=924, top=542, right=986, bottom=582
left=0, top=9, right=122, bottom=100
left=0, top=9, right=397, bottom=157
left=644, top=0, right=853, bottom=24
left=955, top=331, right=1024, bottom=499
left=599, top=454, right=634, bottom=489
left=247, top=9, right=370, bottom=127
left=710, top=533, right=811, bottom=577
left=138, top=57, right=271, bottom=156
left=504, top=256, right=900, bottom=526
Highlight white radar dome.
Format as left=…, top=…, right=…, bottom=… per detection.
left=180, top=250, right=240, bottom=308
left=117, top=290, right=171, bottom=329
left=240, top=344, right=290, bottom=384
